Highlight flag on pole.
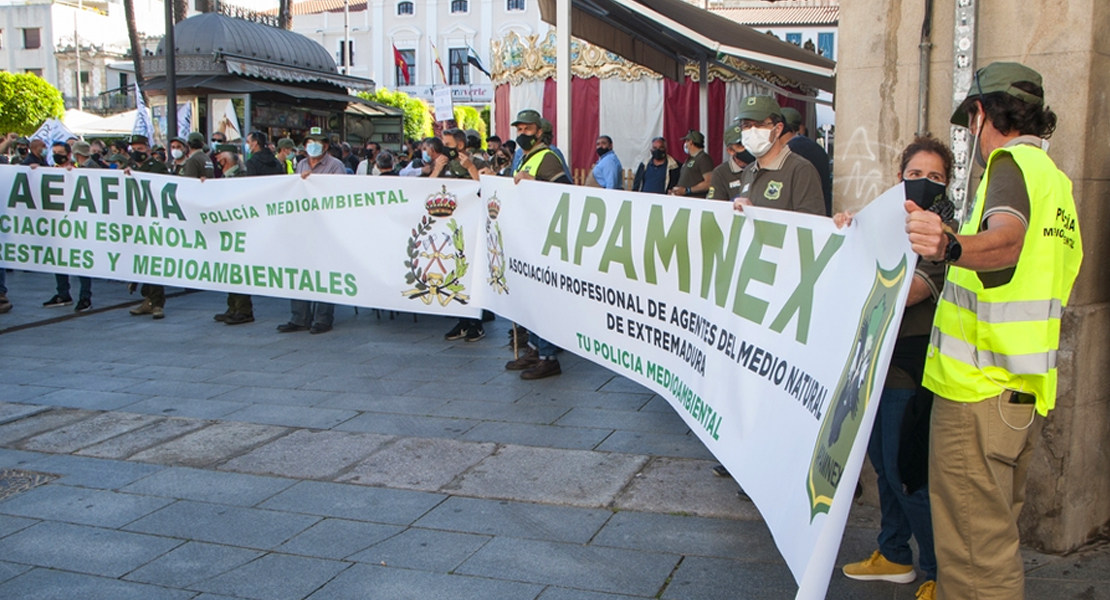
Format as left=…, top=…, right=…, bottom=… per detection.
left=132, top=82, right=154, bottom=140
left=430, top=41, right=448, bottom=85
left=466, top=45, right=490, bottom=78
left=393, top=43, right=411, bottom=85
left=177, top=102, right=193, bottom=138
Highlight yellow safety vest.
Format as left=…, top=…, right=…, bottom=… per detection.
left=923, top=144, right=1083, bottom=415
left=516, top=147, right=555, bottom=178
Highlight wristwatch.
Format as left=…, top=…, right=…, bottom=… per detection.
left=941, top=231, right=962, bottom=263
left=684, top=187, right=691, bottom=196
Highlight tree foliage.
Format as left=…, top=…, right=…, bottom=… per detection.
left=0, top=73, right=64, bottom=135
left=452, top=105, right=487, bottom=148
left=358, top=88, right=433, bottom=141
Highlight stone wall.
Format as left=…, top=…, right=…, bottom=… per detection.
left=835, top=0, right=1110, bottom=552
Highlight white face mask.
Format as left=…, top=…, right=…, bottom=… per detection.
left=306, top=142, right=324, bottom=158
left=171, top=148, right=184, bottom=160
left=741, top=125, right=776, bottom=158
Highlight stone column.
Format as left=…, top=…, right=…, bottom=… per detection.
left=835, top=0, right=1110, bottom=553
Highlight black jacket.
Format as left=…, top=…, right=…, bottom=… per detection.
left=246, top=148, right=286, bottom=176
left=632, top=157, right=680, bottom=193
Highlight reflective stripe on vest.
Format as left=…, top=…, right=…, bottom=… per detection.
left=923, top=143, right=1082, bottom=416
left=517, top=147, right=554, bottom=177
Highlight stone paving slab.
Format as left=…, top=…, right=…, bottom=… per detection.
left=336, top=436, right=496, bottom=491
left=0, top=567, right=197, bottom=600
left=446, top=445, right=649, bottom=508
left=305, top=564, right=546, bottom=600
left=458, top=421, right=614, bottom=451
left=31, top=373, right=147, bottom=393
left=0, top=560, right=31, bottom=585
left=536, top=588, right=649, bottom=600
left=123, top=500, right=321, bottom=550
left=555, top=407, right=691, bottom=435
left=0, top=520, right=183, bottom=578
left=611, top=457, right=760, bottom=520
left=219, top=429, right=392, bottom=480
left=17, top=412, right=161, bottom=454
left=119, top=466, right=297, bottom=507
left=221, top=403, right=360, bottom=430
left=0, top=383, right=59, bottom=404
left=123, top=540, right=265, bottom=589
left=258, top=480, right=447, bottom=526
left=212, top=386, right=338, bottom=407
left=593, top=511, right=782, bottom=562
left=348, top=527, right=492, bottom=572
left=0, top=484, right=174, bottom=528
left=334, top=412, right=481, bottom=438
left=121, top=396, right=251, bottom=420
left=0, top=448, right=46, bottom=470
left=431, top=400, right=572, bottom=424
left=275, top=518, right=404, bottom=560
left=314, top=393, right=450, bottom=415
left=456, top=536, right=680, bottom=597
left=413, top=496, right=613, bottom=544
left=128, top=421, right=292, bottom=468
left=75, top=417, right=212, bottom=460
left=0, top=514, right=40, bottom=539
left=0, top=369, right=55, bottom=386
left=595, top=430, right=715, bottom=460
left=661, top=556, right=797, bottom=600
left=27, top=388, right=149, bottom=411
left=0, top=408, right=98, bottom=446
left=21, top=454, right=164, bottom=490
left=0, top=403, right=50, bottom=426
left=187, top=552, right=351, bottom=600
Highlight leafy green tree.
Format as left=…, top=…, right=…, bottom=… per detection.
left=0, top=73, right=64, bottom=135
left=479, top=105, right=491, bottom=139
left=452, top=105, right=487, bottom=149
left=358, top=88, right=433, bottom=141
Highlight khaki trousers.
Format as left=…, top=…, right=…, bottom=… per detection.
left=929, top=394, right=1037, bottom=600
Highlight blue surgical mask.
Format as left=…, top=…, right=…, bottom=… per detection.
left=422, top=151, right=431, bottom=162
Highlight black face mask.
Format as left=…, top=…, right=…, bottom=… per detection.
left=52, top=154, right=68, bottom=165
left=445, top=147, right=459, bottom=160
left=17, top=147, right=28, bottom=156
left=596, top=146, right=610, bottom=157
left=131, top=151, right=147, bottom=163
left=650, top=148, right=667, bottom=161
left=903, top=178, right=948, bottom=211
left=516, top=134, right=536, bottom=152
left=733, top=149, right=756, bottom=166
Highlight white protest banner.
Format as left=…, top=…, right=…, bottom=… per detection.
left=0, top=167, right=483, bottom=318
left=474, top=176, right=914, bottom=599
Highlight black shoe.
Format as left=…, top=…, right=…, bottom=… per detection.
left=74, top=298, right=92, bottom=313
left=712, top=465, right=731, bottom=478
left=214, top=311, right=233, bottom=322
left=309, top=323, right=333, bottom=334
left=225, top=313, right=254, bottom=325
left=43, top=294, right=73, bottom=308
left=444, top=320, right=467, bottom=341
left=520, top=358, right=562, bottom=380
left=277, top=322, right=309, bottom=333
left=464, top=325, right=485, bottom=342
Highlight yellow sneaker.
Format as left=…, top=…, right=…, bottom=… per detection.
left=842, top=550, right=916, bottom=584
left=915, top=580, right=936, bottom=599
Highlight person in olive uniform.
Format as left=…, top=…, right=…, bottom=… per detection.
left=670, top=130, right=714, bottom=197
left=167, top=137, right=189, bottom=175
left=180, top=131, right=215, bottom=179
left=128, top=135, right=168, bottom=174
left=730, top=96, right=824, bottom=215
left=707, top=123, right=755, bottom=201
left=126, top=135, right=170, bottom=319
left=781, top=107, right=833, bottom=216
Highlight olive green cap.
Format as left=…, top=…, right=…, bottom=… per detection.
left=72, top=141, right=92, bottom=156
left=169, top=136, right=187, bottom=146
left=304, top=126, right=329, bottom=142
left=15, top=137, right=29, bottom=145
left=277, top=137, right=296, bottom=150
left=464, top=129, right=480, bottom=139
left=511, top=109, right=542, bottom=127
left=682, top=130, right=705, bottom=146
left=186, top=131, right=205, bottom=145
left=539, top=118, right=553, bottom=134
left=951, top=62, right=1045, bottom=127
left=735, top=95, right=782, bottom=123
left=106, top=153, right=129, bottom=163
left=724, top=123, right=744, bottom=146
left=130, top=135, right=150, bottom=146
left=216, top=144, right=240, bottom=154
left=781, top=107, right=803, bottom=128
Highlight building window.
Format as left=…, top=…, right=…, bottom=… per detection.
left=448, top=48, right=468, bottom=85
left=785, top=33, right=802, bottom=46
left=396, top=49, right=415, bottom=86
left=23, top=28, right=40, bottom=49
left=337, top=39, right=355, bottom=67
left=450, top=0, right=468, bottom=12
left=818, top=32, right=834, bottom=59
left=119, top=72, right=129, bottom=92
left=397, top=1, right=414, bottom=15
left=25, top=68, right=42, bottom=77
left=506, top=0, right=524, bottom=10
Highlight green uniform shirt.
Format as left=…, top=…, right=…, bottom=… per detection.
left=133, top=157, right=168, bottom=174
left=707, top=159, right=746, bottom=201
left=674, top=150, right=714, bottom=197
left=180, top=150, right=214, bottom=179
left=737, top=146, right=824, bottom=215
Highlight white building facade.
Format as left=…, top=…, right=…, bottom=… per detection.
left=286, top=0, right=546, bottom=103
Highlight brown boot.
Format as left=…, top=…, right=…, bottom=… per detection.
left=129, top=299, right=153, bottom=316
left=0, top=294, right=11, bottom=314
left=521, top=358, right=561, bottom=380
left=152, top=306, right=165, bottom=320
left=505, top=347, right=540, bottom=371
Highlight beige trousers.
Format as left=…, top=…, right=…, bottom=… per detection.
left=929, top=394, right=1037, bottom=600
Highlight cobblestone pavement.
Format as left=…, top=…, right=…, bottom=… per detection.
left=0, top=271, right=1106, bottom=599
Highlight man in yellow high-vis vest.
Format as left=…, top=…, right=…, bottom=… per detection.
left=905, top=62, right=1083, bottom=600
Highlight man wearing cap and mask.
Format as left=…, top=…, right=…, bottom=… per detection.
left=730, top=96, right=823, bottom=216
left=276, top=138, right=297, bottom=174
left=905, top=62, right=1082, bottom=600
left=276, top=127, right=345, bottom=335
left=167, top=137, right=189, bottom=175
left=669, top=130, right=714, bottom=197
left=179, top=132, right=214, bottom=179
left=780, top=107, right=832, bottom=216
left=128, top=135, right=168, bottom=174
left=708, top=123, right=755, bottom=201
left=72, top=141, right=100, bottom=169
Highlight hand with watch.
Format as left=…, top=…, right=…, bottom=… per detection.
left=905, top=200, right=962, bottom=263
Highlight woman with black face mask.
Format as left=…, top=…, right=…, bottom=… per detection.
left=835, top=135, right=955, bottom=599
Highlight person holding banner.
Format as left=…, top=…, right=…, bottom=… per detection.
left=20, top=139, right=48, bottom=167
left=730, top=96, right=824, bottom=216
left=278, top=128, right=345, bottom=335
left=838, top=135, right=954, bottom=600
left=707, top=123, right=754, bottom=201
left=905, top=62, right=1082, bottom=600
